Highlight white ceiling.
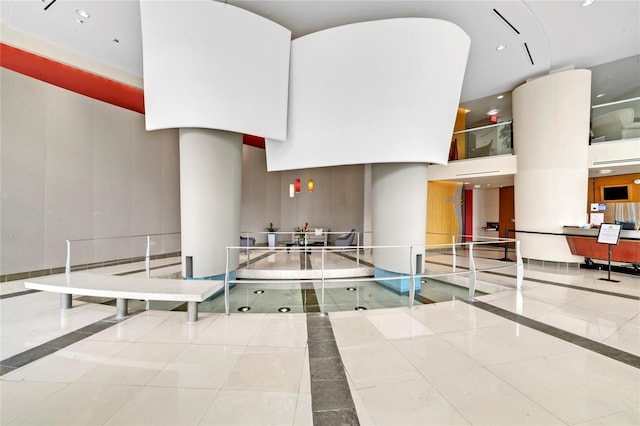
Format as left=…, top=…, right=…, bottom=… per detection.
left=1, top=0, right=639, bottom=187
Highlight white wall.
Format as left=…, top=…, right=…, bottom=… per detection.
left=0, top=68, right=181, bottom=276
left=472, top=188, right=500, bottom=239
left=240, top=147, right=365, bottom=243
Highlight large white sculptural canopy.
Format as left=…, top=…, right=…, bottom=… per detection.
left=266, top=18, right=470, bottom=171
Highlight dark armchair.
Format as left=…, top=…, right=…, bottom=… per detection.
left=335, top=229, right=356, bottom=247
left=240, top=236, right=256, bottom=247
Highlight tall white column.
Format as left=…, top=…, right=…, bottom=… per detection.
left=512, top=69, right=591, bottom=262
left=371, top=163, right=428, bottom=293
left=179, top=128, right=242, bottom=278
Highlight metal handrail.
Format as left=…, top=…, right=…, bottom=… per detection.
left=224, top=236, right=524, bottom=315
left=65, top=232, right=181, bottom=276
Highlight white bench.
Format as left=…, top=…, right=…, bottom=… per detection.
left=24, top=272, right=223, bottom=323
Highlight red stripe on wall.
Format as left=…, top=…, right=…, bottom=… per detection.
left=242, top=134, right=266, bottom=149
left=1, top=43, right=145, bottom=114
left=0, top=43, right=268, bottom=149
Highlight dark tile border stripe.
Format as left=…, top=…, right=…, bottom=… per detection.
left=238, top=251, right=276, bottom=269
left=300, top=250, right=312, bottom=270
left=333, top=250, right=375, bottom=268
left=115, top=261, right=182, bottom=276
left=461, top=298, right=640, bottom=369
left=0, top=289, right=40, bottom=300
left=306, top=313, right=360, bottom=425
left=0, top=310, right=142, bottom=377
left=302, top=282, right=321, bottom=313
left=1, top=252, right=182, bottom=282
left=485, top=270, right=640, bottom=301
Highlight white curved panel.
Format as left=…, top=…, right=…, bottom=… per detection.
left=265, top=18, right=469, bottom=171
left=140, top=0, right=290, bottom=139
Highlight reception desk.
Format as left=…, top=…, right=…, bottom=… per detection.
left=564, top=226, right=640, bottom=265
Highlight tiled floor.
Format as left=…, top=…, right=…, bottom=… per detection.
left=1, top=254, right=639, bottom=425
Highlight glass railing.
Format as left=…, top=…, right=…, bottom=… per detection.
left=450, top=121, right=512, bottom=160
left=218, top=237, right=523, bottom=315
left=65, top=232, right=181, bottom=277
left=591, top=97, right=640, bottom=143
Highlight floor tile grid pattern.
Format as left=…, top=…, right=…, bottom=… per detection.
left=2, top=256, right=639, bottom=425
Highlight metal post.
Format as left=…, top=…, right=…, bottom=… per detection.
left=224, top=248, right=230, bottom=316
left=145, top=235, right=151, bottom=278
left=116, top=298, right=128, bottom=319
left=516, top=240, right=523, bottom=290
left=501, top=229, right=512, bottom=261
left=245, top=234, right=251, bottom=269
left=65, top=240, right=71, bottom=275
left=321, top=246, right=326, bottom=315
left=356, top=232, right=360, bottom=267
left=409, top=246, right=415, bottom=309
left=320, top=275, right=325, bottom=315
left=61, top=294, right=72, bottom=309
left=468, top=243, right=476, bottom=299
left=452, top=234, right=457, bottom=272
left=187, top=301, right=198, bottom=323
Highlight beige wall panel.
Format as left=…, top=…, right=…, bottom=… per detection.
left=0, top=69, right=181, bottom=276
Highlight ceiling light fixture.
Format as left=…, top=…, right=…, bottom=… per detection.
left=599, top=169, right=612, bottom=174
left=497, top=95, right=504, bottom=99
left=581, top=0, right=596, bottom=7
left=596, top=93, right=605, bottom=98
left=496, top=44, right=507, bottom=51
left=486, top=109, right=500, bottom=115
left=75, top=8, right=89, bottom=18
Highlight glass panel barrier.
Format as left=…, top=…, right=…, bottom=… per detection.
left=451, top=121, right=512, bottom=160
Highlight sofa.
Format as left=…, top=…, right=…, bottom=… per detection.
left=592, top=108, right=640, bottom=141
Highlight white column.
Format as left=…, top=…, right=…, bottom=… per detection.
left=371, top=163, right=427, bottom=293
left=179, top=128, right=242, bottom=278
left=512, top=69, right=591, bottom=262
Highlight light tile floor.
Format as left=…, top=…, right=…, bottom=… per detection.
left=1, top=254, right=639, bottom=425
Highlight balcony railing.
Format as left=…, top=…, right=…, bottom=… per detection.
left=449, top=121, right=512, bottom=161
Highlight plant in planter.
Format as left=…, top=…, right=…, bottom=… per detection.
left=295, top=222, right=309, bottom=245
left=265, top=223, right=279, bottom=247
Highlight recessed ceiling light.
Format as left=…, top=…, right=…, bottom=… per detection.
left=473, top=184, right=482, bottom=189
left=496, top=44, right=507, bottom=51
left=497, top=95, right=504, bottom=100
left=75, top=18, right=84, bottom=24
left=486, top=109, right=500, bottom=115
left=596, top=93, right=605, bottom=98
left=581, top=0, right=596, bottom=7
left=75, top=8, right=89, bottom=18
left=599, top=169, right=612, bottom=174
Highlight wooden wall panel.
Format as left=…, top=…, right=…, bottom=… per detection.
left=427, top=181, right=462, bottom=247
left=499, top=186, right=515, bottom=239
left=592, top=173, right=640, bottom=203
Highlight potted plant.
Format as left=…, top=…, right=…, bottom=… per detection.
left=295, top=222, right=309, bottom=245
left=265, top=222, right=279, bottom=248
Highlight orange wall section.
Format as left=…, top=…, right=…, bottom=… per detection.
left=426, top=181, right=462, bottom=247
left=448, top=108, right=467, bottom=161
